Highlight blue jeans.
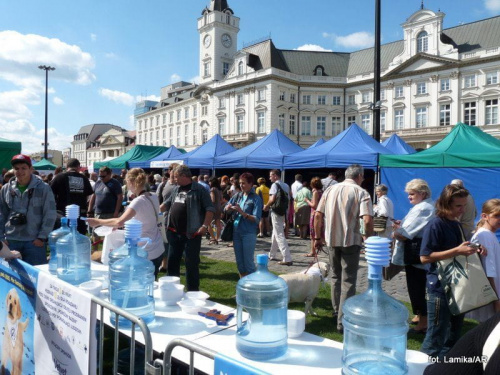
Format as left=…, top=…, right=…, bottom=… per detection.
left=420, top=289, right=465, bottom=359
left=8, top=240, right=47, bottom=266
left=233, top=231, right=256, bottom=275
left=166, top=231, right=202, bottom=291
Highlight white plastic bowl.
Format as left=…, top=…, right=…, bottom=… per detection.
left=177, top=298, right=206, bottom=314
left=185, top=291, right=210, bottom=301
left=287, top=310, right=305, bottom=338
left=160, top=284, right=185, bottom=305
left=158, top=276, right=180, bottom=286
left=80, top=280, right=103, bottom=297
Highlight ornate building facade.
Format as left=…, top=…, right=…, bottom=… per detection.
left=135, top=0, right=500, bottom=150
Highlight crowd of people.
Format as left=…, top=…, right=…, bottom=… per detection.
left=2, top=153, right=500, bottom=369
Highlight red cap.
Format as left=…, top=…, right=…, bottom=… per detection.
left=11, top=154, right=32, bottom=167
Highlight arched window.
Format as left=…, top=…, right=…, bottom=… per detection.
left=417, top=31, right=428, bottom=53
left=238, top=61, right=244, bottom=75
left=314, top=66, right=324, bottom=76
left=226, top=12, right=231, bottom=24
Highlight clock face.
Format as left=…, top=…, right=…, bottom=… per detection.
left=204, top=35, right=212, bottom=48
left=221, top=34, right=232, bottom=48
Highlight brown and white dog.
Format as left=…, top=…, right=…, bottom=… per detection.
left=1, top=288, right=29, bottom=375
left=279, top=261, right=329, bottom=316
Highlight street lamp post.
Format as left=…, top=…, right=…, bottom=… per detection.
left=38, top=65, right=55, bottom=160
left=373, top=0, right=381, bottom=142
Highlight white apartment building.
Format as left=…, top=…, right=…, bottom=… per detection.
left=135, top=0, right=500, bottom=150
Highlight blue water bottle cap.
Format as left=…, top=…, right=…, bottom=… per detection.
left=124, top=219, right=143, bottom=239
left=65, top=204, right=80, bottom=220
left=256, top=254, right=268, bottom=265
left=60, top=217, right=68, bottom=225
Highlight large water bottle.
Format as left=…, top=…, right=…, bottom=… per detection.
left=108, top=237, right=148, bottom=269
left=342, top=236, right=409, bottom=375
left=56, top=205, right=91, bottom=285
left=109, top=219, right=155, bottom=327
left=48, top=217, right=70, bottom=275
left=236, top=254, right=288, bottom=360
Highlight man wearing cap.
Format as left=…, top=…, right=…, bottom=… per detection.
left=50, top=158, right=93, bottom=234
left=0, top=155, right=56, bottom=265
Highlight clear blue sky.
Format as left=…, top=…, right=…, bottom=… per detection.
left=1, top=0, right=499, bottom=153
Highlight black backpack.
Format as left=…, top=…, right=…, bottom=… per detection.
left=270, top=182, right=289, bottom=216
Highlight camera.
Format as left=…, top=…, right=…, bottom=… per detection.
left=10, top=213, right=27, bottom=226
left=468, top=242, right=481, bottom=249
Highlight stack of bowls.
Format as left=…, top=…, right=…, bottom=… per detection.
left=158, top=276, right=184, bottom=306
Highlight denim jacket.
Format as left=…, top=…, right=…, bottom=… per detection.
left=0, top=176, right=57, bottom=241
left=164, top=181, right=215, bottom=238
left=227, top=191, right=262, bottom=235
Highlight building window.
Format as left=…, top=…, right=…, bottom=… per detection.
left=416, top=31, right=428, bottom=53
left=218, top=118, right=225, bottom=135
left=440, top=78, right=450, bottom=91
left=279, top=91, right=285, bottom=101
left=162, top=128, right=166, bottom=141
left=169, top=112, right=174, bottom=123
left=176, top=110, right=181, bottom=122
left=332, top=96, right=341, bottom=106
left=203, top=61, right=211, bottom=77
left=417, top=82, right=427, bottom=95
left=176, top=126, right=180, bottom=145
left=486, top=72, right=499, bottom=85
left=277, top=113, right=285, bottom=133
left=169, top=127, right=173, bottom=145
left=302, top=95, right=311, bottom=105
left=219, top=97, right=225, bottom=109
left=380, top=112, right=386, bottom=132
left=348, top=94, right=356, bottom=105
left=258, top=89, right=266, bottom=102
left=347, top=116, right=356, bottom=126
left=237, top=115, right=244, bottom=133
left=138, top=134, right=142, bottom=144
left=156, top=115, right=160, bottom=126
left=289, top=115, right=296, bottom=135
left=237, top=93, right=244, bottom=105
left=193, top=123, right=197, bottom=144
left=317, top=95, right=326, bottom=105
left=464, top=74, right=476, bottom=88
left=138, top=120, right=142, bottom=130
left=316, top=116, right=326, bottom=136
left=395, top=86, right=404, bottom=98
left=258, top=112, right=266, bottom=133
left=380, top=89, right=386, bottom=100
left=301, top=116, right=311, bottom=135
left=145, top=118, right=148, bottom=128
left=361, top=114, right=371, bottom=133
left=416, top=107, right=428, bottom=128
left=464, top=102, right=476, bottom=126
left=315, top=66, right=323, bottom=76
left=362, top=92, right=370, bottom=103
left=290, top=93, right=296, bottom=103
left=202, top=106, right=208, bottom=116
left=332, top=116, right=342, bottom=135
left=223, top=62, right=230, bottom=76
left=486, top=99, right=498, bottom=125
left=202, top=128, right=208, bottom=143
left=440, top=104, right=451, bottom=126
left=395, top=109, right=404, bottom=129
left=238, top=61, right=244, bottom=75
left=184, top=107, right=189, bottom=119
left=184, top=124, right=188, bottom=145
left=162, top=114, right=166, bottom=125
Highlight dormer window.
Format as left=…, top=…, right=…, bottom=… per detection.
left=238, top=61, right=244, bottom=75
left=314, top=66, right=324, bottom=76
left=417, top=31, right=428, bottom=53
left=225, top=11, right=231, bottom=24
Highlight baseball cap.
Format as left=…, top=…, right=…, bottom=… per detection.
left=11, top=154, right=32, bottom=167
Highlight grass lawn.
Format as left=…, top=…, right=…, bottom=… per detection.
left=165, top=255, right=480, bottom=351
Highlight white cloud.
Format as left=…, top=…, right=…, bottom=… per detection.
left=99, top=88, right=160, bottom=106
left=140, top=94, right=160, bottom=102
left=129, top=115, right=135, bottom=128
left=170, top=73, right=181, bottom=82
left=90, top=33, right=97, bottom=42
left=53, top=97, right=64, bottom=105
left=295, top=44, right=333, bottom=52
left=323, top=31, right=374, bottom=49
left=104, top=52, right=118, bottom=59
left=485, top=0, right=500, bottom=12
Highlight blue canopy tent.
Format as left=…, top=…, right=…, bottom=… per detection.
left=381, top=134, right=416, bottom=154
left=308, top=138, right=326, bottom=148
left=128, top=145, right=185, bottom=169
left=176, top=134, right=236, bottom=169
left=283, top=124, right=392, bottom=170
left=214, top=129, right=303, bottom=169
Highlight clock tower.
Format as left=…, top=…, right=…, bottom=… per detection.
left=198, top=0, right=240, bottom=84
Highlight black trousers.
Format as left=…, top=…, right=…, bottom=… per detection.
left=405, top=265, right=428, bottom=316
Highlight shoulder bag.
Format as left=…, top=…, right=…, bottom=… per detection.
left=436, top=225, right=498, bottom=315
left=145, top=194, right=168, bottom=243
left=403, top=237, right=423, bottom=265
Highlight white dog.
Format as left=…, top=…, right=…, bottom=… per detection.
left=279, top=261, right=329, bottom=316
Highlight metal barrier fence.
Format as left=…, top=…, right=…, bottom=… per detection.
left=91, top=295, right=160, bottom=375
left=156, top=338, right=217, bottom=375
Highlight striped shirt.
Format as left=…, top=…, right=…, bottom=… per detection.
left=316, top=179, right=373, bottom=247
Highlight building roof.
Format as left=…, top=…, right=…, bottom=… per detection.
left=445, top=15, right=500, bottom=53
left=75, top=124, right=125, bottom=143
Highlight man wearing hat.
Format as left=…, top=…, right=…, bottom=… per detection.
left=0, top=155, right=57, bottom=265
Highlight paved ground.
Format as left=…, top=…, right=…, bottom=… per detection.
left=199, top=232, right=410, bottom=304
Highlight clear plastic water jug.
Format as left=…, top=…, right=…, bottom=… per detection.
left=236, top=254, right=288, bottom=360
left=48, top=217, right=70, bottom=275
left=108, top=237, right=148, bottom=269
left=342, top=236, right=409, bottom=375
left=109, top=219, right=155, bottom=327
left=56, top=205, right=91, bottom=285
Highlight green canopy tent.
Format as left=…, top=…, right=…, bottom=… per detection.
left=93, top=145, right=168, bottom=172
left=32, top=158, right=57, bottom=170
left=0, top=137, right=21, bottom=170
left=379, top=123, right=500, bottom=219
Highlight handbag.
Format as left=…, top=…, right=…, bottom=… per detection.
left=383, top=263, right=405, bottom=281
left=436, top=226, right=498, bottom=315
left=373, top=215, right=388, bottom=233
left=403, top=237, right=423, bottom=265
left=220, top=216, right=234, bottom=242
left=145, top=195, right=168, bottom=243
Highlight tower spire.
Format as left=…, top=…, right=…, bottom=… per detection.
left=421, top=0, right=424, bottom=10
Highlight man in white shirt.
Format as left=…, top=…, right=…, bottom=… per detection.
left=263, top=169, right=292, bottom=266
left=290, top=174, right=304, bottom=237
left=321, top=172, right=338, bottom=191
